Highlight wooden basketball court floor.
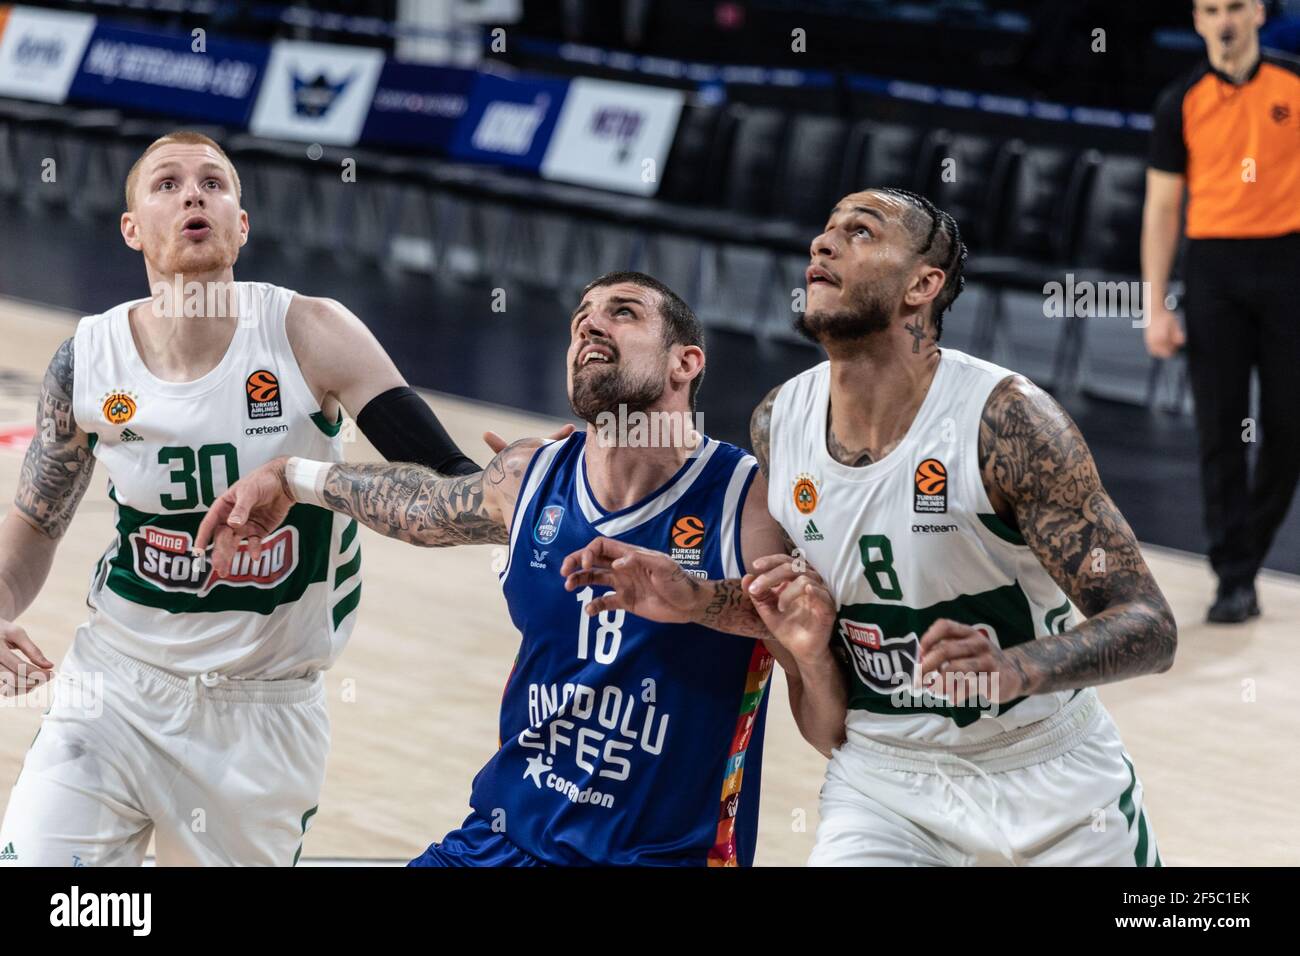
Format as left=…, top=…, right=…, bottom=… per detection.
left=0, top=295, right=1295, bottom=867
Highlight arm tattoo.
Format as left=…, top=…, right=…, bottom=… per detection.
left=320, top=440, right=534, bottom=547
left=697, top=578, right=770, bottom=639
left=979, top=376, right=1177, bottom=694
left=747, top=385, right=798, bottom=553
left=749, top=383, right=781, bottom=479
left=14, top=338, right=95, bottom=539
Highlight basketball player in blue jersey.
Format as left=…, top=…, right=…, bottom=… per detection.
left=198, top=271, right=847, bottom=866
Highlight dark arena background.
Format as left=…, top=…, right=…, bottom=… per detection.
left=0, top=0, right=1294, bottom=915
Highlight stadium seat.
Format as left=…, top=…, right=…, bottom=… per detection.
left=923, top=130, right=1017, bottom=252
left=656, top=102, right=729, bottom=206
left=770, top=113, right=849, bottom=227
left=843, top=119, right=936, bottom=195
left=1069, top=152, right=1158, bottom=404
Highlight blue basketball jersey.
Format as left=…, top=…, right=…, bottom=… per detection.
left=469, top=432, right=773, bottom=866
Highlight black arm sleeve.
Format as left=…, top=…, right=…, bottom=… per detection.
left=1148, top=79, right=1188, bottom=174
left=356, top=386, right=481, bottom=476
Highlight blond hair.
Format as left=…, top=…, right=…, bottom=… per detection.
left=124, top=131, right=242, bottom=210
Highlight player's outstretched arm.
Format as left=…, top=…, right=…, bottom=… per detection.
left=195, top=439, right=541, bottom=574
left=1, top=338, right=92, bottom=692
left=919, top=376, right=1177, bottom=702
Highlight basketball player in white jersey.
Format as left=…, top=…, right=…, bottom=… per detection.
left=0, top=131, right=482, bottom=866
left=561, top=189, right=1178, bottom=866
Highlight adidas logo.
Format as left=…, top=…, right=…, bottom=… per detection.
left=803, top=520, right=824, bottom=542
left=0, top=841, right=15, bottom=861
left=120, top=428, right=143, bottom=442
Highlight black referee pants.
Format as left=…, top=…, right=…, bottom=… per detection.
left=1183, top=233, right=1300, bottom=589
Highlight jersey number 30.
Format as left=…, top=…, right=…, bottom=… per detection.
left=158, top=443, right=239, bottom=510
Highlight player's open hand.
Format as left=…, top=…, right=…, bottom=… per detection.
left=560, top=537, right=702, bottom=623
left=0, top=619, right=54, bottom=697
left=917, top=618, right=1030, bottom=705
left=195, top=457, right=295, bottom=578
left=743, top=552, right=837, bottom=661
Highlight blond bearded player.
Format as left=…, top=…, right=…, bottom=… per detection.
left=0, top=132, right=482, bottom=866
left=565, top=189, right=1178, bottom=866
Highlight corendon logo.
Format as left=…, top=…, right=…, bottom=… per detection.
left=130, top=525, right=298, bottom=594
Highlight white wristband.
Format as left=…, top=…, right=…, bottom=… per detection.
left=285, top=457, right=331, bottom=508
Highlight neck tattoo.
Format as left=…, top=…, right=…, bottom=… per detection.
left=904, top=319, right=928, bottom=354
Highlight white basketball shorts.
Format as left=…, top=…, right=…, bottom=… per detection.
left=809, top=689, right=1160, bottom=867
left=0, top=625, right=330, bottom=866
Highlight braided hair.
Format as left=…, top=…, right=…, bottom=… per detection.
left=873, top=188, right=968, bottom=342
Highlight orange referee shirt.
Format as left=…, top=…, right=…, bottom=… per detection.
left=1149, top=51, right=1300, bottom=239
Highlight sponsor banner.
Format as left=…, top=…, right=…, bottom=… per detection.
left=249, top=39, right=384, bottom=146
left=540, top=77, right=682, bottom=196
left=68, top=22, right=267, bottom=126
left=447, top=70, right=569, bottom=170
left=359, top=60, right=475, bottom=152
left=0, top=4, right=96, bottom=103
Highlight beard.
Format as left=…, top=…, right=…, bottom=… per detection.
left=570, top=361, right=664, bottom=425
left=151, top=232, right=239, bottom=279
left=795, top=280, right=894, bottom=344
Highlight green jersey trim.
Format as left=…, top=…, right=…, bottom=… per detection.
left=977, top=512, right=1026, bottom=546
left=311, top=408, right=344, bottom=438
left=334, top=550, right=361, bottom=589
left=332, top=585, right=361, bottom=630
left=1044, top=598, right=1072, bottom=634
left=292, top=806, right=319, bottom=867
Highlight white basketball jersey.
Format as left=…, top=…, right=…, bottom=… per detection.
left=71, top=281, right=360, bottom=679
left=768, top=349, right=1083, bottom=747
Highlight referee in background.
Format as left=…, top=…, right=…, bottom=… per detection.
left=1142, top=0, right=1300, bottom=623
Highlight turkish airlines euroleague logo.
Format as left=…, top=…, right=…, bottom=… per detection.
left=246, top=370, right=282, bottom=420
left=913, top=458, right=947, bottom=513
left=670, top=515, right=705, bottom=565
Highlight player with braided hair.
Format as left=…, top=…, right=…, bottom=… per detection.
left=573, top=189, right=1175, bottom=865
